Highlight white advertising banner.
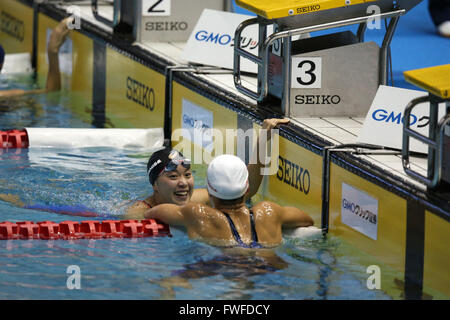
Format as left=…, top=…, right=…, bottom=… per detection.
left=181, top=99, right=214, bottom=152
left=341, top=183, right=379, bottom=240
left=357, top=85, right=447, bottom=154
left=181, top=9, right=261, bottom=73
left=26, top=128, right=164, bottom=149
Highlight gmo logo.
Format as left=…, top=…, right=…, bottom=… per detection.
left=342, top=198, right=377, bottom=224
left=182, top=114, right=211, bottom=135
left=195, top=30, right=232, bottom=45
left=371, top=109, right=418, bottom=126
left=194, top=30, right=258, bottom=49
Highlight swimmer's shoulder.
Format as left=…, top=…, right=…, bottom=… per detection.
left=190, top=188, right=211, bottom=205
left=131, top=198, right=153, bottom=209
left=253, top=200, right=280, bottom=210
left=182, top=201, right=210, bottom=214
left=124, top=199, right=152, bottom=220
left=252, top=200, right=284, bottom=217
left=181, top=201, right=219, bottom=221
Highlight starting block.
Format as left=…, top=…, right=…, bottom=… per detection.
left=402, top=64, right=450, bottom=191
left=92, top=0, right=233, bottom=42
left=233, top=0, right=423, bottom=117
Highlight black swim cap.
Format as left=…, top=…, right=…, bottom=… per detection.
left=0, top=45, right=5, bottom=65
left=147, top=147, right=190, bottom=185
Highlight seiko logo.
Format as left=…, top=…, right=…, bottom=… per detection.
left=276, top=156, right=310, bottom=195
left=145, top=21, right=188, bottom=31
left=0, top=11, right=24, bottom=41
left=342, top=198, right=377, bottom=224
left=295, top=95, right=341, bottom=105
left=126, top=77, right=155, bottom=111
left=297, top=5, right=321, bottom=14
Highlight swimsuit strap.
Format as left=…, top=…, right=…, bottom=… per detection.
left=222, top=211, right=246, bottom=247
left=249, top=209, right=262, bottom=248
left=141, top=200, right=152, bottom=208
left=222, top=209, right=262, bottom=249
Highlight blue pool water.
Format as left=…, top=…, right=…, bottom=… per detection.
left=0, top=75, right=392, bottom=300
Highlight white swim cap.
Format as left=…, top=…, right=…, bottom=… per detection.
left=207, top=154, right=249, bottom=200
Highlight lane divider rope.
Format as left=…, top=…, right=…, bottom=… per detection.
left=0, top=219, right=171, bottom=240
left=0, top=129, right=29, bottom=149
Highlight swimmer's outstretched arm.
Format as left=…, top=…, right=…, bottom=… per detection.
left=189, top=118, right=290, bottom=204
left=247, top=118, right=290, bottom=198
left=0, top=18, right=71, bottom=98
left=265, top=201, right=314, bottom=228
left=45, top=17, right=72, bottom=92
left=145, top=203, right=187, bottom=227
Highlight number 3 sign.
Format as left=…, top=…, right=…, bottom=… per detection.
left=143, top=0, right=171, bottom=16
left=291, top=57, right=322, bottom=89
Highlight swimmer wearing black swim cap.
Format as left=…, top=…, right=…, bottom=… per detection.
left=145, top=147, right=194, bottom=206
left=146, top=147, right=191, bottom=185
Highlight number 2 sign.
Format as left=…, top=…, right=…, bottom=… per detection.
left=143, top=0, right=171, bottom=16
left=291, top=57, right=322, bottom=89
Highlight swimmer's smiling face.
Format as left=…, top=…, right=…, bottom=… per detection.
left=153, top=164, right=194, bottom=206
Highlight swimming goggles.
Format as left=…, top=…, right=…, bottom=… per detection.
left=163, top=156, right=191, bottom=172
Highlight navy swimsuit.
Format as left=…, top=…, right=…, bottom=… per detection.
left=221, top=209, right=262, bottom=249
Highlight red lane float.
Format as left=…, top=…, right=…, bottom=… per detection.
left=0, top=129, right=29, bottom=149
left=0, top=219, right=171, bottom=240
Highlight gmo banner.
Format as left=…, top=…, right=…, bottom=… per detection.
left=181, top=9, right=261, bottom=73
left=181, top=99, right=214, bottom=152
left=341, top=182, right=378, bottom=240
left=358, top=85, right=447, bottom=154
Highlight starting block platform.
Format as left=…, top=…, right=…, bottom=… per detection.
left=0, top=0, right=448, bottom=300
left=404, top=64, right=450, bottom=99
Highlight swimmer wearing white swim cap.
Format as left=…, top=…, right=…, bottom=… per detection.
left=144, top=154, right=313, bottom=248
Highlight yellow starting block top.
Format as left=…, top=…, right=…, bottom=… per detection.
left=235, top=0, right=378, bottom=19
left=404, top=64, right=450, bottom=99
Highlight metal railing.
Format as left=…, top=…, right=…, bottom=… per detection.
left=91, top=0, right=119, bottom=29
left=233, top=9, right=405, bottom=109
left=402, top=95, right=450, bottom=188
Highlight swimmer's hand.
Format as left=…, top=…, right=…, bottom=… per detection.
left=261, top=118, right=290, bottom=140
left=246, top=118, right=290, bottom=198
left=283, top=226, right=323, bottom=240
left=47, top=17, right=72, bottom=55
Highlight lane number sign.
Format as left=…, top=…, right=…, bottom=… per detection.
left=291, top=57, right=322, bottom=89
left=143, top=0, right=171, bottom=16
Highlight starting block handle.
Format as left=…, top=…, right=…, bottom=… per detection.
left=224, top=0, right=234, bottom=12
left=402, top=95, right=446, bottom=188
left=91, top=0, right=120, bottom=29
left=233, top=17, right=264, bottom=101
left=233, top=9, right=405, bottom=104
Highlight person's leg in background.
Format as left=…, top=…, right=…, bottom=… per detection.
left=429, top=0, right=450, bottom=37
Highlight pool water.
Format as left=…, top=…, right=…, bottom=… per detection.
left=0, top=74, right=392, bottom=300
